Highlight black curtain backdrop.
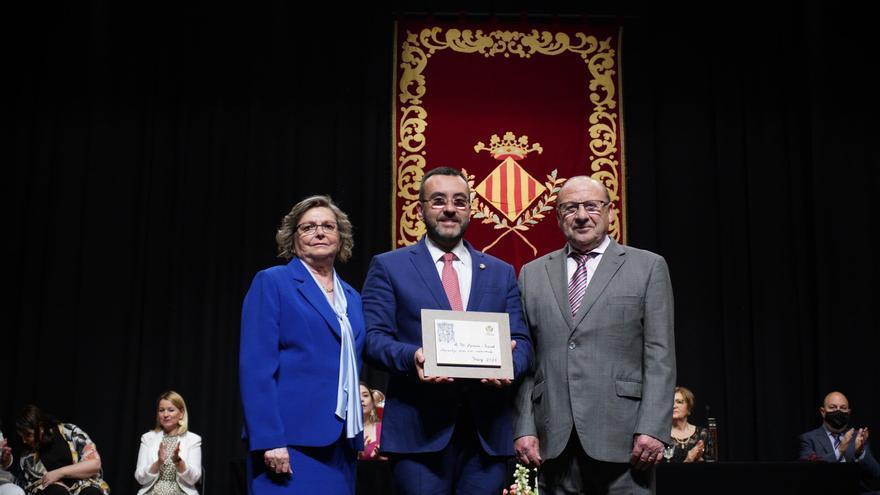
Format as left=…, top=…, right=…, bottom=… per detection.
left=5, top=2, right=878, bottom=494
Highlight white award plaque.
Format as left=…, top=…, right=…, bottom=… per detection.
left=421, top=309, right=513, bottom=379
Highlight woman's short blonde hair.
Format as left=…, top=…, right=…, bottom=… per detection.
left=675, top=386, right=695, bottom=416
left=153, top=390, right=189, bottom=434
left=275, top=195, right=354, bottom=263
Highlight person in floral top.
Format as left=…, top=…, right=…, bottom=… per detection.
left=15, top=405, right=109, bottom=495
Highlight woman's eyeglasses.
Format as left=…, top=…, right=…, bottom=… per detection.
left=296, top=223, right=338, bottom=236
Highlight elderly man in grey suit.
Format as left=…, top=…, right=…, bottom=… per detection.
left=513, top=176, right=676, bottom=494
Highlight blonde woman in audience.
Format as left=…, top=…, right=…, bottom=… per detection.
left=135, top=391, right=202, bottom=495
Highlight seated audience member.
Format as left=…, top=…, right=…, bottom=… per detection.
left=135, top=390, right=203, bottom=495
left=1, top=422, right=25, bottom=495
left=799, top=391, right=880, bottom=493
left=668, top=386, right=712, bottom=463
left=15, top=405, right=109, bottom=495
left=358, top=383, right=386, bottom=461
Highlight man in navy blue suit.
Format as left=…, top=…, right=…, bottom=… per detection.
left=362, top=167, right=533, bottom=494
left=799, top=391, right=880, bottom=494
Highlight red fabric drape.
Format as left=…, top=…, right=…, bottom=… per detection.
left=392, top=20, right=627, bottom=272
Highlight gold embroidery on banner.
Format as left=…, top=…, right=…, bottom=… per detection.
left=397, top=32, right=430, bottom=243
left=395, top=27, right=622, bottom=246
left=473, top=132, right=543, bottom=159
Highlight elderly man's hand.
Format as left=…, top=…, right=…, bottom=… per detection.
left=630, top=434, right=664, bottom=470
left=514, top=435, right=543, bottom=468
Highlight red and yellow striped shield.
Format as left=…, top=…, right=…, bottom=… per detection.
left=475, top=158, right=547, bottom=222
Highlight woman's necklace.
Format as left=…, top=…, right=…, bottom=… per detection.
left=672, top=434, right=691, bottom=448
left=672, top=424, right=695, bottom=447
left=307, top=264, right=334, bottom=293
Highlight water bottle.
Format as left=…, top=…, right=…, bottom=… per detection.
left=705, top=405, right=718, bottom=462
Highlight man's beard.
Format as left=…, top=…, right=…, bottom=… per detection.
left=425, top=216, right=469, bottom=245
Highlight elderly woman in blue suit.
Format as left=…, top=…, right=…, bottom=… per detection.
left=240, top=195, right=364, bottom=494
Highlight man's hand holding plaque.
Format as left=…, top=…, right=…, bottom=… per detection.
left=414, top=347, right=454, bottom=384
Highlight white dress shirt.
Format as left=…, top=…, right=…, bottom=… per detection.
left=566, top=234, right=611, bottom=288
left=425, top=237, right=472, bottom=310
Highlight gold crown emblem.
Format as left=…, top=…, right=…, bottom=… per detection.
left=474, top=132, right=543, bottom=161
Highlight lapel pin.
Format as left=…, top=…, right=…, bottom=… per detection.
left=479, top=263, right=486, bottom=270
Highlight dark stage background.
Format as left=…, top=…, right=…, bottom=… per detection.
left=5, top=2, right=878, bottom=494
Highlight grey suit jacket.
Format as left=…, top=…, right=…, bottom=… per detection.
left=513, top=238, right=676, bottom=463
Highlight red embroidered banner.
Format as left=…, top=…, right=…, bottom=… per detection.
left=392, top=20, right=626, bottom=272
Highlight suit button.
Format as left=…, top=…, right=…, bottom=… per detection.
left=568, top=342, right=576, bottom=350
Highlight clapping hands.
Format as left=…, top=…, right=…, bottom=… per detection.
left=855, top=428, right=870, bottom=457
left=838, top=428, right=855, bottom=456
left=157, top=440, right=182, bottom=472
left=684, top=440, right=705, bottom=463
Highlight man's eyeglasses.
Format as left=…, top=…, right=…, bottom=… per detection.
left=557, top=200, right=609, bottom=217
left=296, top=223, right=338, bottom=236
left=421, top=197, right=470, bottom=210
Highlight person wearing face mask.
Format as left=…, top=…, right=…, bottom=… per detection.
left=799, top=391, right=880, bottom=493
